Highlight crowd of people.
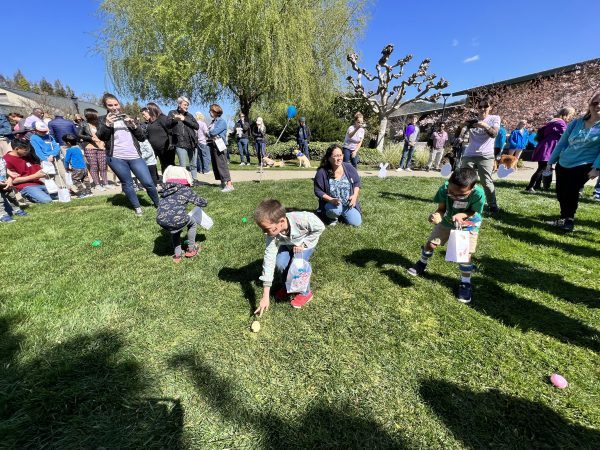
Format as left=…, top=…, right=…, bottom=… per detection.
left=0, top=89, right=598, bottom=308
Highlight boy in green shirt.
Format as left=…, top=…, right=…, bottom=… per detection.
left=407, top=167, right=485, bottom=303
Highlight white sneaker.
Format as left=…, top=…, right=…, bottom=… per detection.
left=134, top=207, right=143, bottom=216
left=96, top=185, right=106, bottom=191
left=396, top=168, right=404, bottom=172
left=406, top=168, right=413, bottom=172
left=102, top=184, right=111, bottom=190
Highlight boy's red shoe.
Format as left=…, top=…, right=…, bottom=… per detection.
left=185, top=244, right=200, bottom=258
left=274, top=287, right=288, bottom=301
left=290, top=291, right=313, bottom=309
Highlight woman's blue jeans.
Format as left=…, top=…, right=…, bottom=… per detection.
left=342, top=147, right=358, bottom=167
left=399, top=142, right=416, bottom=169
left=275, top=246, right=315, bottom=294
left=255, top=141, right=266, bottom=165
left=196, top=143, right=211, bottom=174
left=324, top=202, right=362, bottom=226
left=176, top=146, right=198, bottom=181
left=107, top=156, right=160, bottom=208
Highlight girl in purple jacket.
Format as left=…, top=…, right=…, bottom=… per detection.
left=526, top=107, right=575, bottom=192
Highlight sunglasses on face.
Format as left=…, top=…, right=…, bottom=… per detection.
left=448, top=191, right=471, bottom=200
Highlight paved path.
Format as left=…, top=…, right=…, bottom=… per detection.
left=89, top=161, right=596, bottom=196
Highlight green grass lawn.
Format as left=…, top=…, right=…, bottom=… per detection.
left=1, top=177, right=598, bottom=449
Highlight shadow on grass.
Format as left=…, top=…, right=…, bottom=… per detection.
left=478, top=256, right=599, bottom=309
left=106, top=193, right=153, bottom=209
left=472, top=274, right=599, bottom=352
left=491, top=207, right=598, bottom=232
left=345, top=250, right=598, bottom=351
left=420, top=379, right=600, bottom=448
left=218, top=260, right=263, bottom=314
left=169, top=353, right=406, bottom=449
left=0, top=321, right=183, bottom=449
left=153, top=229, right=206, bottom=257
left=379, top=191, right=430, bottom=204
left=345, top=249, right=415, bottom=288
left=493, top=224, right=600, bottom=259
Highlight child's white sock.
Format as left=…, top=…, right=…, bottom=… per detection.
left=420, top=247, right=434, bottom=264
left=459, top=263, right=474, bottom=284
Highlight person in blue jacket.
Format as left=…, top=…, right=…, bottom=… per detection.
left=507, top=120, right=529, bottom=160
left=314, top=144, right=362, bottom=226
left=494, top=124, right=507, bottom=163
left=30, top=122, right=61, bottom=162
left=207, top=103, right=234, bottom=192
left=0, top=113, right=12, bottom=156
left=547, top=92, right=600, bottom=231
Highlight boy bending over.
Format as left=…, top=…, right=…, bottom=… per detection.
left=254, top=199, right=325, bottom=315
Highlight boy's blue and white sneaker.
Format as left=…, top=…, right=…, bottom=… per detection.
left=0, top=215, right=16, bottom=223
left=13, top=210, right=28, bottom=217
left=457, top=282, right=472, bottom=303
left=407, top=260, right=427, bottom=277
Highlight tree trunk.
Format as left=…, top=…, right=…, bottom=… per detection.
left=238, top=95, right=252, bottom=120
left=376, top=116, right=388, bottom=152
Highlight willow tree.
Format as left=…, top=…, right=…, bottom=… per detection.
left=98, top=0, right=368, bottom=116
left=346, top=44, right=449, bottom=151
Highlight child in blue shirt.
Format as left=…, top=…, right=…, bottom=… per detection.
left=407, top=167, right=486, bottom=303
left=63, top=134, right=92, bottom=198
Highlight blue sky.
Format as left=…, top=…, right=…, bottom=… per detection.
left=1, top=0, right=598, bottom=115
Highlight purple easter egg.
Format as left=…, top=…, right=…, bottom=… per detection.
left=550, top=373, right=568, bottom=389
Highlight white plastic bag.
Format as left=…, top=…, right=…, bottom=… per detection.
left=285, top=255, right=312, bottom=294
left=41, top=161, right=56, bottom=175
left=43, top=178, right=59, bottom=194
left=440, top=162, right=453, bottom=177
left=57, top=187, right=71, bottom=202
left=497, top=164, right=515, bottom=179
left=188, top=207, right=214, bottom=230
left=378, top=162, right=389, bottom=178
left=445, top=227, right=470, bottom=263
left=214, top=137, right=227, bottom=153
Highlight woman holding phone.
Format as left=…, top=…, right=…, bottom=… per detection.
left=96, top=93, right=160, bottom=215
left=342, top=112, right=365, bottom=168
left=314, top=144, right=362, bottom=226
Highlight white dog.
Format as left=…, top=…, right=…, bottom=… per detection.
left=293, top=149, right=311, bottom=168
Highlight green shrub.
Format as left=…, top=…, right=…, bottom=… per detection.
left=227, top=140, right=441, bottom=169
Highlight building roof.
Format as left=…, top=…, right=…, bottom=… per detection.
left=452, top=57, right=600, bottom=96
left=389, top=99, right=466, bottom=118
left=0, top=85, right=106, bottom=115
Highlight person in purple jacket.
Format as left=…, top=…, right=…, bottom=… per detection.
left=526, top=107, right=575, bottom=192
left=314, top=144, right=362, bottom=226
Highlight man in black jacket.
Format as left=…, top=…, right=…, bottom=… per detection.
left=297, top=117, right=311, bottom=160
left=235, top=113, right=250, bottom=165
left=168, top=96, right=199, bottom=184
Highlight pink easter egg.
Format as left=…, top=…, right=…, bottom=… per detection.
left=550, top=373, right=568, bottom=389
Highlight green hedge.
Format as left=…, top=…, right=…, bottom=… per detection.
left=227, top=141, right=443, bottom=169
